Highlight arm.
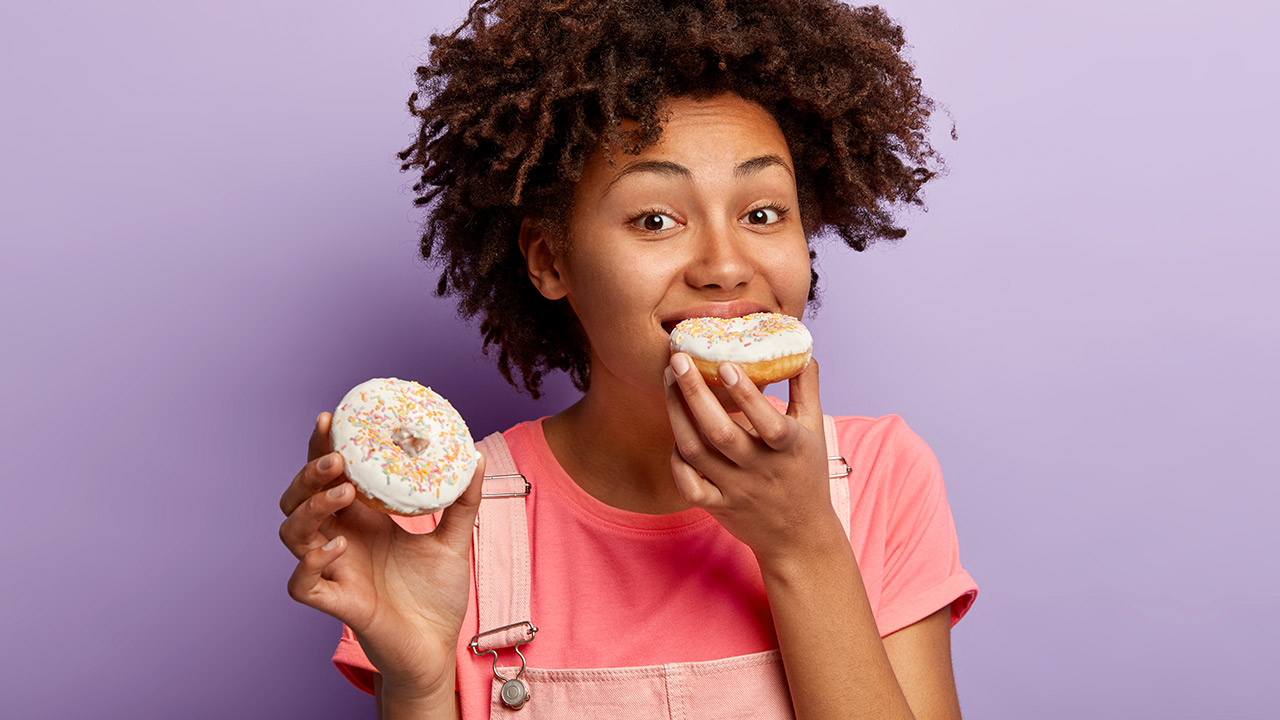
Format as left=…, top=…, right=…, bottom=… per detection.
left=374, top=674, right=462, bottom=720
left=882, top=607, right=962, bottom=720
left=664, top=355, right=962, bottom=720
left=760, top=527, right=961, bottom=720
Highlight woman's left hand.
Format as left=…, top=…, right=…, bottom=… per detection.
left=664, top=351, right=843, bottom=566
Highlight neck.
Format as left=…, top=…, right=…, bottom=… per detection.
left=542, top=368, right=690, bottom=514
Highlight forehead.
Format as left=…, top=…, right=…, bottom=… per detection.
left=576, top=93, right=794, bottom=195
left=622, top=94, right=789, bottom=164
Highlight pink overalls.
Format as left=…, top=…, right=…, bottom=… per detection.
left=467, top=416, right=853, bottom=718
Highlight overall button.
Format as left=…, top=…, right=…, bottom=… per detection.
left=500, top=678, right=529, bottom=709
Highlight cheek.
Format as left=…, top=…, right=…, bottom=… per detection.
left=563, top=252, right=662, bottom=329
left=769, top=237, right=814, bottom=308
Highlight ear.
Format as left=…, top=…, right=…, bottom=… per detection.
left=518, top=217, right=568, bottom=300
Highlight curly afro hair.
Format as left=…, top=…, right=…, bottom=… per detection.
left=401, top=0, right=943, bottom=397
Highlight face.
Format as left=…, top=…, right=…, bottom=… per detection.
left=525, top=93, right=812, bottom=400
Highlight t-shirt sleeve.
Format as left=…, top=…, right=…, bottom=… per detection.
left=329, top=511, right=441, bottom=695
left=333, top=623, right=377, bottom=695
left=870, top=416, right=978, bottom=637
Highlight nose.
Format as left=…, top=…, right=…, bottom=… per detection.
left=684, top=221, right=755, bottom=292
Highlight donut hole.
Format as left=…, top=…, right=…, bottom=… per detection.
left=391, top=426, right=431, bottom=458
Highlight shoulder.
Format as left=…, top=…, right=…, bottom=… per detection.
left=827, top=412, right=947, bottom=511
left=828, top=412, right=937, bottom=465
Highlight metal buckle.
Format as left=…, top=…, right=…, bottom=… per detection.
left=480, top=472, right=531, bottom=499
left=827, top=455, right=851, bottom=478
left=469, top=621, right=537, bottom=709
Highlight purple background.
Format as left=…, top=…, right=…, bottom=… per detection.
left=3, top=0, right=1277, bottom=717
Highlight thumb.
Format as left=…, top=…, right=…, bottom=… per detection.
left=432, top=451, right=486, bottom=552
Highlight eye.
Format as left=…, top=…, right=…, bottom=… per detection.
left=743, top=206, right=784, bottom=225
left=632, top=212, right=678, bottom=233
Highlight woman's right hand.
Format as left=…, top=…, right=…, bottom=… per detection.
left=278, top=411, right=486, bottom=702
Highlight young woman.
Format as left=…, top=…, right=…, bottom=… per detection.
left=279, top=1, right=977, bottom=718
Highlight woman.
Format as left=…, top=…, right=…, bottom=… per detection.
left=279, top=1, right=977, bottom=717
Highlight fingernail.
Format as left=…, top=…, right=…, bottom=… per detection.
left=671, top=353, right=691, bottom=376
left=719, top=363, right=739, bottom=386
left=323, top=536, right=341, bottom=551
left=319, top=453, right=333, bottom=471
left=328, top=483, right=347, bottom=499
left=664, top=367, right=676, bottom=386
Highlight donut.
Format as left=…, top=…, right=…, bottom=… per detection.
left=330, top=378, right=478, bottom=516
left=669, top=312, right=813, bottom=387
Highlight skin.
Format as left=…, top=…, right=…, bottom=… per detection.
left=526, top=94, right=813, bottom=516
left=279, top=93, right=962, bottom=719
left=279, top=415, right=482, bottom=717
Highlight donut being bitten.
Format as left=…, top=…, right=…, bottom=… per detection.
left=331, top=378, right=478, bottom=516
left=668, top=313, right=813, bottom=387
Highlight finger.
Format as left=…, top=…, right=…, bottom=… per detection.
left=668, top=352, right=751, bottom=462
left=664, top=363, right=734, bottom=474
left=670, top=448, right=724, bottom=508
left=716, top=361, right=798, bottom=451
left=280, top=450, right=346, bottom=516
left=287, top=535, right=350, bottom=618
left=279, top=481, right=356, bottom=558
left=786, top=356, right=824, bottom=435
left=309, top=412, right=334, bottom=462
left=432, top=451, right=487, bottom=553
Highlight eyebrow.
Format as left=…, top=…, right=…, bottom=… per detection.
left=602, top=154, right=794, bottom=195
left=734, top=154, right=794, bottom=179
left=603, top=160, right=691, bottom=195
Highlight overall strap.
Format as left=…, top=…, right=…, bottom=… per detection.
left=824, top=415, right=853, bottom=540
left=471, top=432, right=535, bottom=652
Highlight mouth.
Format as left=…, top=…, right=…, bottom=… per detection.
left=660, top=301, right=771, bottom=335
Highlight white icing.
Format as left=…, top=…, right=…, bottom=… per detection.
left=331, top=378, right=477, bottom=515
left=669, top=312, right=812, bottom=363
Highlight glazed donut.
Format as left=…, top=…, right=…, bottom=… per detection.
left=669, top=312, right=813, bottom=387
left=330, top=378, right=478, bottom=516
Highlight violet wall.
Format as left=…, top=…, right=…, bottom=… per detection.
left=2, top=0, right=1276, bottom=717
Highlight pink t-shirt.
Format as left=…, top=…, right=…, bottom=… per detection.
left=333, top=412, right=977, bottom=717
